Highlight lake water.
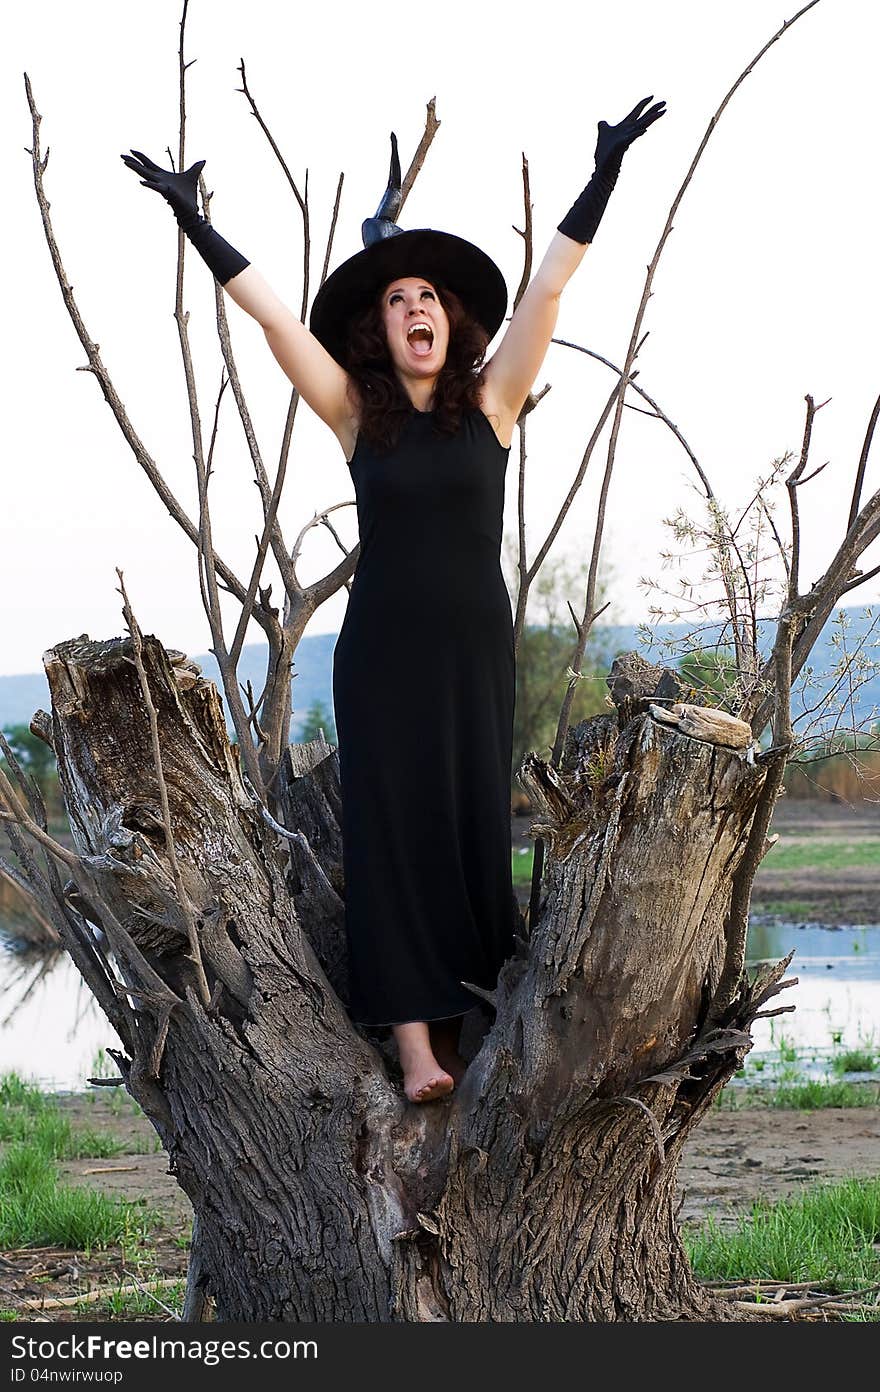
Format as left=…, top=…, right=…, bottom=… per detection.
left=1, top=921, right=878, bottom=1092
left=745, top=920, right=879, bottom=1079
left=0, top=951, right=122, bottom=1091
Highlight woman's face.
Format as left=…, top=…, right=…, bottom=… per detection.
left=380, top=277, right=450, bottom=384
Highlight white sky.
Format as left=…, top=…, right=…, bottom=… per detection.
left=3, top=0, right=878, bottom=676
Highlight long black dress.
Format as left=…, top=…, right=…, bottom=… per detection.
left=332, top=405, right=517, bottom=1027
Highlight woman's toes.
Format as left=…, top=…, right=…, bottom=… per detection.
left=407, top=1070, right=454, bottom=1103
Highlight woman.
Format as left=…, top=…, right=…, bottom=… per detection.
left=122, top=95, right=665, bottom=1103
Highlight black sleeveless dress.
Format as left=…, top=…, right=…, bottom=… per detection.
left=332, top=405, right=517, bottom=1026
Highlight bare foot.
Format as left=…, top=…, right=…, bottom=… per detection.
left=393, top=1020, right=456, bottom=1104
left=405, top=1066, right=455, bottom=1104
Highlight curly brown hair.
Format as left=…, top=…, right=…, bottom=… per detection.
left=343, top=283, right=490, bottom=453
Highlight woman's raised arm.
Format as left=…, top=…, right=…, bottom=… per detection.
left=120, top=151, right=352, bottom=442
left=481, top=97, right=666, bottom=424
left=221, top=265, right=352, bottom=440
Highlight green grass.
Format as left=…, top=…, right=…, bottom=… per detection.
left=85, top=1085, right=145, bottom=1119
left=771, top=1079, right=880, bottom=1109
left=685, top=1176, right=880, bottom=1300
left=516, top=834, right=880, bottom=880
left=0, top=1075, right=129, bottom=1160
left=761, top=839, right=880, bottom=872
left=749, top=899, right=829, bottom=920
left=512, top=847, right=534, bottom=884
left=774, top=1032, right=799, bottom=1065
left=0, top=1071, right=149, bottom=1158
left=0, top=1072, right=167, bottom=1268
left=0, top=1141, right=158, bottom=1249
left=78, top=1278, right=186, bottom=1320
left=173, top=1220, right=193, bottom=1251
left=832, top=1048, right=878, bottom=1075
left=719, top=1079, right=880, bottom=1110
left=3, top=1142, right=56, bottom=1194
left=0, top=1073, right=47, bottom=1110
left=0, top=1105, right=128, bottom=1159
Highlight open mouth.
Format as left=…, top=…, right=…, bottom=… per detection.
left=406, top=322, right=434, bottom=357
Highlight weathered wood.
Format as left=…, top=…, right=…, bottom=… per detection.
left=649, top=702, right=754, bottom=750
left=605, top=652, right=686, bottom=727
left=431, top=707, right=772, bottom=1320
left=20, top=633, right=784, bottom=1321
left=276, top=742, right=348, bottom=1001
left=42, top=634, right=407, bottom=1320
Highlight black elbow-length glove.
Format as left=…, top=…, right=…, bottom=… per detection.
left=120, top=150, right=250, bottom=285
left=558, top=95, right=666, bottom=245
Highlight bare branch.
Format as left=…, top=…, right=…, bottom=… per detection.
left=514, top=382, right=621, bottom=656
left=0, top=730, right=47, bottom=826
left=796, top=459, right=830, bottom=487
left=786, top=394, right=819, bottom=600
left=116, top=571, right=211, bottom=1008
left=398, top=98, right=441, bottom=211
left=848, top=389, right=880, bottom=529
left=552, top=337, right=752, bottom=674
left=319, top=173, right=345, bottom=288
left=186, top=363, right=266, bottom=790
left=241, top=679, right=268, bottom=743
left=204, top=184, right=298, bottom=598
left=194, top=373, right=227, bottom=638
left=548, top=2, right=823, bottom=743
left=553, top=338, right=719, bottom=502
left=757, top=496, right=790, bottom=586
left=301, top=523, right=362, bottom=609
left=731, top=454, right=794, bottom=538
left=227, top=386, right=295, bottom=673
left=0, top=853, right=48, bottom=909
left=512, top=155, right=532, bottom=313
left=746, top=479, right=880, bottom=735
left=707, top=745, right=788, bottom=1027
left=840, top=559, right=880, bottom=596
left=290, top=500, right=359, bottom=571
left=236, top=58, right=310, bottom=320
left=0, top=765, right=79, bottom=870
left=22, top=73, right=251, bottom=611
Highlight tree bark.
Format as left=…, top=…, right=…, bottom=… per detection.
left=31, top=635, right=785, bottom=1321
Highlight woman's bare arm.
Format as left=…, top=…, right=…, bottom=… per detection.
left=223, top=266, right=354, bottom=440
left=120, top=151, right=354, bottom=446
left=481, top=97, right=666, bottom=431
left=481, top=232, right=586, bottom=422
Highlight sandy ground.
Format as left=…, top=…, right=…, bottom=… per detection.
left=676, top=1104, right=880, bottom=1225
left=2, top=1093, right=878, bottom=1320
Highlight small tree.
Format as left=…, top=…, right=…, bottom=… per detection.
left=676, top=648, right=739, bottom=707
left=297, top=698, right=337, bottom=745
left=1, top=723, right=57, bottom=798
left=505, top=540, right=614, bottom=787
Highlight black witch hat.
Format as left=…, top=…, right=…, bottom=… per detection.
left=309, top=134, right=507, bottom=366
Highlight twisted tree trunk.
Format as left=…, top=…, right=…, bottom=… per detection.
left=31, top=634, right=786, bottom=1321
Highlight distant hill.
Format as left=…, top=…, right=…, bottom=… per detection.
left=0, top=673, right=52, bottom=733
left=2, top=612, right=878, bottom=740
left=0, top=634, right=337, bottom=741
left=197, top=634, right=338, bottom=740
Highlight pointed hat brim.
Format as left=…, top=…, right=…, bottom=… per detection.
left=309, top=228, right=507, bottom=365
